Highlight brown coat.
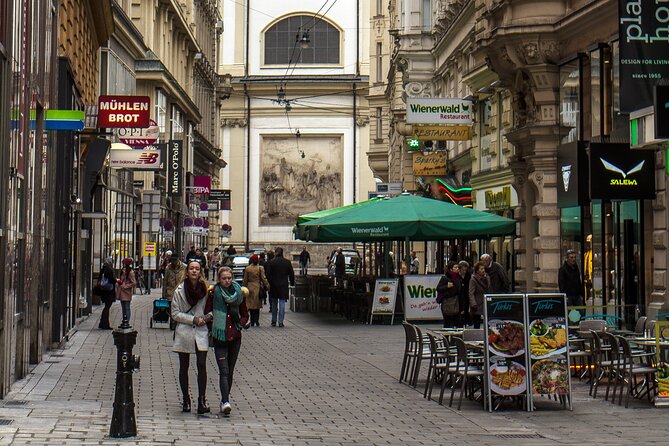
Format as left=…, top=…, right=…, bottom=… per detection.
left=243, top=264, right=269, bottom=310
left=116, top=269, right=136, bottom=302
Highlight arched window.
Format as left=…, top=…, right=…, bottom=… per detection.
left=264, top=15, right=340, bottom=65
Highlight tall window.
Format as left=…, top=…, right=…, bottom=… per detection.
left=422, top=0, right=432, bottom=30
left=376, top=42, right=383, bottom=83
left=560, top=60, right=581, bottom=144
left=375, top=107, right=383, bottom=140
left=264, top=15, right=340, bottom=65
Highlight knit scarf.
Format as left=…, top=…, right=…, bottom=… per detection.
left=184, top=279, right=207, bottom=307
left=212, top=282, right=244, bottom=341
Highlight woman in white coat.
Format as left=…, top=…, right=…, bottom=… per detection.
left=171, top=259, right=212, bottom=414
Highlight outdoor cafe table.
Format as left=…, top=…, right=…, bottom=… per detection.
left=628, top=338, right=669, bottom=361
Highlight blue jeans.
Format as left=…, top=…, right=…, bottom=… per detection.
left=270, top=297, right=286, bottom=324
left=121, top=301, right=131, bottom=322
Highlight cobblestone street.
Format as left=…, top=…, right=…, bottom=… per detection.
left=0, top=290, right=665, bottom=445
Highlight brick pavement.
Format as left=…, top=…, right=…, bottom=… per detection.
left=0, top=289, right=665, bottom=445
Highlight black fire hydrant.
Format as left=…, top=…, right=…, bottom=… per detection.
left=109, top=319, right=140, bottom=438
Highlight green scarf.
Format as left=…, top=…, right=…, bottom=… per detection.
left=212, top=281, right=244, bottom=341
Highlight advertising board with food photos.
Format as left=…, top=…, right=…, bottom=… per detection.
left=526, top=293, right=572, bottom=410
left=654, top=321, right=669, bottom=407
left=484, top=294, right=530, bottom=412
left=370, top=279, right=399, bottom=325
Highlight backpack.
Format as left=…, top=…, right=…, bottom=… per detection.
left=100, top=275, right=114, bottom=291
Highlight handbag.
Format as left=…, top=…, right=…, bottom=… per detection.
left=100, top=275, right=114, bottom=291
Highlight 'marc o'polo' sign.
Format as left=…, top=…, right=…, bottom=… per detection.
left=167, top=140, right=183, bottom=196
left=98, top=95, right=151, bottom=128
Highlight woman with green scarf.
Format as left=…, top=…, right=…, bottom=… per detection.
left=204, top=266, right=249, bottom=416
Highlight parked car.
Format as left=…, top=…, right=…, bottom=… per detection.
left=327, top=249, right=361, bottom=277
left=231, top=254, right=251, bottom=283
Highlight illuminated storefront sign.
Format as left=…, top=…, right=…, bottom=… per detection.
left=589, top=143, right=655, bottom=199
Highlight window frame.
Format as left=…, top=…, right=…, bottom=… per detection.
left=261, top=14, right=343, bottom=68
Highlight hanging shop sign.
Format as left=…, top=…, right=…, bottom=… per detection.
left=557, top=141, right=589, bottom=208
left=220, top=224, right=232, bottom=238
left=167, top=140, right=183, bottom=196
left=526, top=294, right=572, bottom=410
left=376, top=182, right=402, bottom=195
left=117, top=119, right=160, bottom=146
left=412, top=152, right=447, bottom=176
left=413, top=125, right=471, bottom=141
left=403, top=275, right=443, bottom=321
left=474, top=185, right=518, bottom=211
left=370, top=278, right=399, bottom=325
left=589, top=143, right=655, bottom=200
left=406, top=98, right=474, bottom=125
left=143, top=242, right=157, bottom=258
left=484, top=294, right=530, bottom=412
left=407, top=138, right=421, bottom=150
left=656, top=85, right=669, bottom=140
left=192, top=176, right=211, bottom=195
left=109, top=147, right=161, bottom=169
left=618, top=1, right=669, bottom=113
left=97, top=95, right=151, bottom=128
left=210, top=189, right=231, bottom=210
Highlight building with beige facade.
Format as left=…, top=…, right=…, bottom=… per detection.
left=373, top=0, right=669, bottom=319
left=218, top=1, right=376, bottom=251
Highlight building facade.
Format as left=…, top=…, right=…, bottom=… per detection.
left=374, top=0, right=668, bottom=318
left=219, top=0, right=376, bottom=251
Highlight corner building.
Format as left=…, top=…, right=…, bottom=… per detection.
left=375, top=1, right=668, bottom=318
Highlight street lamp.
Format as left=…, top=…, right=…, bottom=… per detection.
left=298, top=31, right=310, bottom=49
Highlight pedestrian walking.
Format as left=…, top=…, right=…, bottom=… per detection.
left=265, top=247, right=295, bottom=327
left=193, top=248, right=208, bottom=279
left=334, top=247, right=345, bottom=286
left=116, top=258, right=137, bottom=323
left=258, top=253, right=268, bottom=306
left=457, top=260, right=472, bottom=326
left=480, top=253, right=509, bottom=293
left=469, top=261, right=490, bottom=329
left=186, top=245, right=197, bottom=262
left=163, top=253, right=186, bottom=330
left=242, top=255, right=269, bottom=327
left=96, top=257, right=116, bottom=330
left=209, top=247, right=221, bottom=281
left=171, top=259, right=211, bottom=414
left=558, top=249, right=584, bottom=307
left=298, top=246, right=311, bottom=276
left=436, top=261, right=461, bottom=328
left=205, top=266, right=250, bottom=416
left=409, top=251, right=419, bottom=274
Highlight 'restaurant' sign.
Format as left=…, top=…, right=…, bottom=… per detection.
left=98, top=95, right=151, bottom=128
left=167, top=140, right=183, bottom=196
left=109, top=147, right=161, bottom=169
left=589, top=142, right=655, bottom=200
left=413, top=125, right=471, bottom=141
left=406, top=98, right=473, bottom=125
left=412, top=151, right=447, bottom=176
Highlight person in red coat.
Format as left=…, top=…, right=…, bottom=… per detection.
left=205, top=266, right=249, bottom=416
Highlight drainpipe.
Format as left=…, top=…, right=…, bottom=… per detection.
left=244, top=0, right=251, bottom=251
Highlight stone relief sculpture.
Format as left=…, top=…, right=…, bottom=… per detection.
left=260, top=135, right=342, bottom=226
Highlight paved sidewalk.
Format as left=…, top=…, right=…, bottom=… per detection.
left=0, top=289, right=665, bottom=445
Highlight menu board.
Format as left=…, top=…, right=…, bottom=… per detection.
left=370, top=278, right=399, bottom=325
left=403, top=274, right=443, bottom=321
left=654, top=321, right=669, bottom=407
left=484, top=294, right=529, bottom=412
left=526, top=294, right=572, bottom=410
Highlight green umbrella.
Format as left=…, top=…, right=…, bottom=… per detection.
left=296, top=193, right=515, bottom=242
left=296, top=197, right=382, bottom=224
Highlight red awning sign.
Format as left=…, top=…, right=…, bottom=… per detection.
left=98, top=95, right=151, bottom=128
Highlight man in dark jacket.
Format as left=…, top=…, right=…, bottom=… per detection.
left=334, top=247, right=346, bottom=286
left=481, top=253, right=509, bottom=293
left=558, top=249, right=583, bottom=307
left=265, top=247, right=295, bottom=327
left=299, top=246, right=311, bottom=276
left=97, top=257, right=117, bottom=329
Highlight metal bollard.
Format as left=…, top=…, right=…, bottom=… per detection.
left=109, top=318, right=140, bottom=438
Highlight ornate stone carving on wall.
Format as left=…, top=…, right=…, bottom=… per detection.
left=355, top=115, right=369, bottom=127
left=221, top=118, right=248, bottom=128
left=405, top=81, right=434, bottom=98
left=259, top=135, right=342, bottom=226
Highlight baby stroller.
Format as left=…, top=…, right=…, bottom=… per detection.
left=150, top=297, right=171, bottom=328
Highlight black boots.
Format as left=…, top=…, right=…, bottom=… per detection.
left=197, top=396, right=210, bottom=414
left=182, top=395, right=191, bottom=413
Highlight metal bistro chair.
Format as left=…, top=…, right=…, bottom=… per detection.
left=600, top=331, right=624, bottom=403
left=399, top=323, right=430, bottom=388
left=424, top=332, right=451, bottom=400
left=449, top=337, right=485, bottom=410
left=633, top=316, right=648, bottom=336
left=589, top=330, right=613, bottom=398
left=616, top=335, right=657, bottom=408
